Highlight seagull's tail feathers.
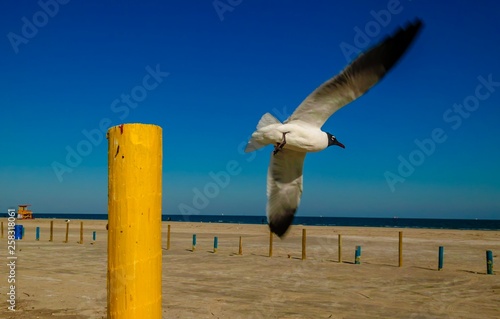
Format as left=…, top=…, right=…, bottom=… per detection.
left=245, top=113, right=281, bottom=153
left=256, top=112, right=281, bottom=130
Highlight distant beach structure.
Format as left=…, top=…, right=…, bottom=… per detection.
left=17, top=204, right=34, bottom=219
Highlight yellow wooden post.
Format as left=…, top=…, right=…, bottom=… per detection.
left=301, top=229, right=306, bottom=260
left=269, top=230, right=273, bottom=257
left=399, top=231, right=403, bottom=267
left=166, top=224, right=171, bottom=250
left=79, top=221, right=84, bottom=244
left=49, top=220, right=53, bottom=242
left=238, top=236, right=242, bottom=255
left=338, top=234, right=342, bottom=263
left=107, top=123, right=162, bottom=319
left=64, top=222, right=69, bottom=243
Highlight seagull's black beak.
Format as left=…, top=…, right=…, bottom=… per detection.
left=333, top=139, right=345, bottom=149
left=327, top=133, right=345, bottom=149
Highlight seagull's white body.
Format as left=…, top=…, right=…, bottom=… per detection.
left=249, top=121, right=328, bottom=153
left=245, top=20, right=423, bottom=237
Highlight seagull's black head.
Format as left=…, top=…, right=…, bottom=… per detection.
left=327, top=133, right=345, bottom=149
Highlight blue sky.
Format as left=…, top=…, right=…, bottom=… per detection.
left=1, top=0, right=499, bottom=219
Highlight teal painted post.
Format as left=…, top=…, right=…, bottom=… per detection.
left=192, top=234, right=197, bottom=251
left=486, top=250, right=494, bottom=275
left=213, top=236, right=218, bottom=253
left=21, top=225, right=25, bottom=239
left=438, top=246, right=444, bottom=270
left=93, top=231, right=96, bottom=241
left=355, top=246, right=361, bottom=264
left=36, top=227, right=40, bottom=241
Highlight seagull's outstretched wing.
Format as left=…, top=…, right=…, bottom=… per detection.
left=267, top=149, right=307, bottom=237
left=285, top=19, right=423, bottom=128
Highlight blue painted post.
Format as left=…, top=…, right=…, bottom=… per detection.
left=21, top=225, right=25, bottom=239
left=355, top=246, right=361, bottom=264
left=36, top=227, right=40, bottom=241
left=93, top=231, right=96, bottom=241
left=438, top=246, right=444, bottom=270
left=213, top=236, right=218, bottom=253
left=14, top=225, right=22, bottom=240
left=192, top=234, right=197, bottom=252
left=486, top=250, right=494, bottom=275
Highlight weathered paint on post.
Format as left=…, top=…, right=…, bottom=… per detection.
left=107, top=123, right=162, bottom=319
left=192, top=234, right=197, bottom=251
left=93, top=231, right=96, bottom=241
left=301, top=229, right=307, bottom=260
left=486, top=250, right=494, bottom=275
left=438, top=246, right=444, bottom=270
left=36, top=226, right=40, bottom=241
left=355, top=246, right=361, bottom=264
left=213, top=236, right=218, bottom=253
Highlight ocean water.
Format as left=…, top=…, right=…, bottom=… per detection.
left=28, top=213, right=500, bottom=230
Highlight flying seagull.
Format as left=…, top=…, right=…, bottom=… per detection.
left=245, top=19, right=423, bottom=237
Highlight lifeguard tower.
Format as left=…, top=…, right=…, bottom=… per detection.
left=17, top=204, right=34, bottom=219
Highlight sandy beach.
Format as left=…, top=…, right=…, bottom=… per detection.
left=0, top=219, right=499, bottom=318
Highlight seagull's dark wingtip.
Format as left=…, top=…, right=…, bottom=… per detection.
left=268, top=208, right=296, bottom=238
left=379, top=18, right=424, bottom=72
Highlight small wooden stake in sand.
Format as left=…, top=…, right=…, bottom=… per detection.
left=64, top=222, right=69, bottom=243
left=166, top=224, right=171, bottom=250
left=269, top=230, right=273, bottom=257
left=338, top=234, right=342, bottom=263
left=302, top=229, right=307, bottom=260
left=107, top=123, right=162, bottom=318
left=79, top=222, right=83, bottom=244
left=238, top=236, right=243, bottom=255
left=49, top=220, right=53, bottom=242
left=36, top=227, right=40, bottom=241
left=399, top=231, right=403, bottom=267
left=192, top=234, right=197, bottom=252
